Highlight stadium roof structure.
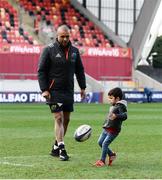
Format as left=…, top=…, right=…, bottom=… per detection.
left=128, top=0, right=161, bottom=68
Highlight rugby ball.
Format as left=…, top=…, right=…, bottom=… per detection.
left=74, top=124, right=92, bottom=142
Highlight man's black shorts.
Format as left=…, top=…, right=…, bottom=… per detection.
left=49, top=103, right=74, bottom=113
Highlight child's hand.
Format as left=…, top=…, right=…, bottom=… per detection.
left=109, top=113, right=117, bottom=120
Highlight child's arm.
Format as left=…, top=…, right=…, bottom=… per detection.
left=115, top=112, right=127, bottom=121
left=110, top=104, right=127, bottom=121
left=109, top=113, right=117, bottom=120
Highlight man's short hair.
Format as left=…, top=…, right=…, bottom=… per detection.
left=57, top=24, right=70, bottom=33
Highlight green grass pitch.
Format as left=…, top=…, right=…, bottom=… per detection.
left=0, top=103, right=162, bottom=179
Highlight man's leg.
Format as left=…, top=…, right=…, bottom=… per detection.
left=50, top=103, right=73, bottom=159
left=63, top=112, right=71, bottom=135
left=54, top=111, right=64, bottom=142
left=50, top=111, right=64, bottom=157
left=49, top=103, right=69, bottom=160
left=51, top=112, right=70, bottom=157
left=53, top=111, right=69, bottom=161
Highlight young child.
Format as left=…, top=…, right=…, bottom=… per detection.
left=94, top=87, right=127, bottom=167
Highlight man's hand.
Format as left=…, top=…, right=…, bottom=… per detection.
left=42, top=91, right=51, bottom=100
left=80, top=89, right=86, bottom=100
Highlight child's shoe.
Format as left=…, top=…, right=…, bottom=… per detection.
left=108, top=152, right=117, bottom=166
left=93, top=160, right=105, bottom=167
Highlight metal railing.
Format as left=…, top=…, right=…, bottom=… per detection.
left=100, top=76, right=132, bottom=81
left=0, top=73, right=37, bottom=80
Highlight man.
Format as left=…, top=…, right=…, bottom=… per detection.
left=38, top=25, right=86, bottom=161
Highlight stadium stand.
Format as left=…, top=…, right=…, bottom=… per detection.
left=0, top=0, right=37, bottom=45
left=0, top=0, right=162, bottom=104
left=17, top=0, right=114, bottom=47
left=0, top=0, right=134, bottom=93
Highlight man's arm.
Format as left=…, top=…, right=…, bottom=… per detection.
left=75, top=49, right=86, bottom=90
left=37, top=47, right=50, bottom=92
left=80, top=89, right=86, bottom=100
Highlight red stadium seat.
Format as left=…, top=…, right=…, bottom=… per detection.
left=16, top=0, right=115, bottom=47
left=0, top=0, right=36, bottom=45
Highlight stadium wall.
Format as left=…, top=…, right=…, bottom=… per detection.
left=0, top=46, right=132, bottom=80
left=1, top=90, right=162, bottom=103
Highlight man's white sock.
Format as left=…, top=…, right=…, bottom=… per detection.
left=58, top=141, right=64, bottom=146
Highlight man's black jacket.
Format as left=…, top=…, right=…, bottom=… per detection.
left=37, top=41, right=86, bottom=104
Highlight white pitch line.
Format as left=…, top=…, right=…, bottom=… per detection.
left=0, top=161, right=33, bottom=167
left=0, top=154, right=74, bottom=167
left=0, top=154, right=74, bottom=159
left=0, top=155, right=49, bottom=159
